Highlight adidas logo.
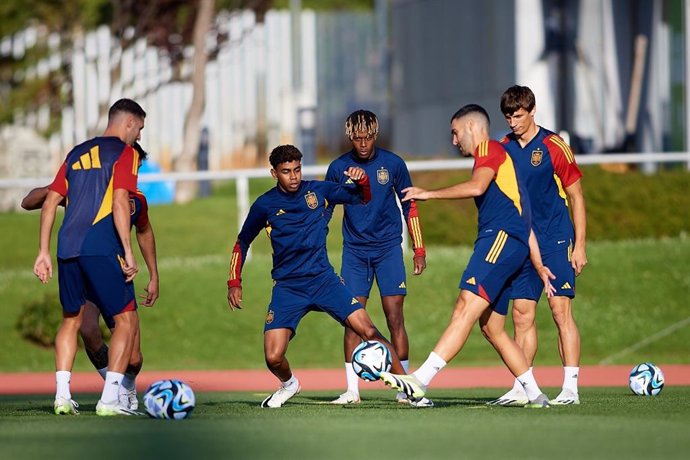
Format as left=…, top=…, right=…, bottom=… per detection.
left=561, top=282, right=572, bottom=289
left=398, top=282, right=406, bottom=289
left=345, top=178, right=354, bottom=184
left=466, top=277, right=476, bottom=286
left=71, top=146, right=101, bottom=170
left=276, top=209, right=286, bottom=216
left=351, top=298, right=359, bottom=305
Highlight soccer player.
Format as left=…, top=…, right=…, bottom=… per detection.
left=22, top=143, right=159, bottom=411
left=227, top=144, right=408, bottom=408
left=33, top=98, right=146, bottom=416
left=380, top=104, right=553, bottom=408
left=325, top=110, right=427, bottom=405
left=487, top=85, right=586, bottom=406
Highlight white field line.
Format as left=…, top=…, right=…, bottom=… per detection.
left=598, top=316, right=690, bottom=364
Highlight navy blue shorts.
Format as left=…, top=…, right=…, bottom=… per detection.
left=341, top=244, right=407, bottom=298
left=264, top=270, right=364, bottom=338
left=58, top=253, right=137, bottom=319
left=510, top=242, right=576, bottom=301
left=459, top=230, right=528, bottom=315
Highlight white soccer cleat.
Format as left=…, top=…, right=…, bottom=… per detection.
left=550, top=389, right=580, bottom=405
left=261, top=383, right=301, bottom=408
left=119, top=388, right=139, bottom=411
left=486, top=387, right=529, bottom=406
left=330, top=390, right=360, bottom=405
left=379, top=372, right=427, bottom=401
left=54, top=397, right=79, bottom=415
left=96, top=399, right=142, bottom=416
left=524, top=393, right=551, bottom=409
left=408, top=397, right=434, bottom=408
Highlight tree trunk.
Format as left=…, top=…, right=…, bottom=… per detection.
left=175, top=0, right=215, bottom=203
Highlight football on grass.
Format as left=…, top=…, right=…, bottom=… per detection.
left=143, top=379, right=196, bottom=419
left=629, top=362, right=665, bottom=396
left=352, top=340, right=392, bottom=381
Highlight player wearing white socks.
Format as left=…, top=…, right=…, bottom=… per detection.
left=380, top=105, right=553, bottom=408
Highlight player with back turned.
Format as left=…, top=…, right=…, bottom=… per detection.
left=33, top=98, right=145, bottom=416
left=226, top=144, right=410, bottom=408
left=325, top=110, right=427, bottom=405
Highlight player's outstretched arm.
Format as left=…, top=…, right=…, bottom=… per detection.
left=21, top=186, right=49, bottom=210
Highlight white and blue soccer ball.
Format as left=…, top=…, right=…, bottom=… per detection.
left=629, top=362, right=665, bottom=396
left=143, top=379, right=196, bottom=419
left=352, top=340, right=392, bottom=381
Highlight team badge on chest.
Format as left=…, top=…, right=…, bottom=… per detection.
left=377, top=167, right=389, bottom=185
left=304, top=191, right=318, bottom=209
left=531, top=149, right=543, bottom=166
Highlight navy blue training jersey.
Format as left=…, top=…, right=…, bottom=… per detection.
left=49, top=136, right=139, bottom=259
left=500, top=127, right=582, bottom=254
left=228, top=179, right=370, bottom=285
left=473, top=140, right=532, bottom=246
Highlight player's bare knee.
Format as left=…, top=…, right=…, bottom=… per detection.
left=264, top=350, right=285, bottom=369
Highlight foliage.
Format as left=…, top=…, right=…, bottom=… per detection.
left=15, top=292, right=63, bottom=348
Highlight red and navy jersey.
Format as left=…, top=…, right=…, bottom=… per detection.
left=130, top=190, right=149, bottom=231
left=228, top=179, right=370, bottom=285
left=500, top=127, right=582, bottom=254
left=325, top=147, right=425, bottom=256
left=473, top=140, right=532, bottom=246
left=49, top=136, right=139, bottom=258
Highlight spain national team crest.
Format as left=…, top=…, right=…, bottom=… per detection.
left=377, top=167, right=389, bottom=185
left=531, top=149, right=543, bottom=166
left=129, top=198, right=136, bottom=215
left=266, top=310, right=274, bottom=325
left=304, top=191, right=318, bottom=209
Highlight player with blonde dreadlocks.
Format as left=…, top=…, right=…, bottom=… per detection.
left=326, top=109, right=431, bottom=407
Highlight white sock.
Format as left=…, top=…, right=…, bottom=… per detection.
left=563, top=366, right=580, bottom=394
left=412, top=351, right=446, bottom=387
left=345, top=362, right=359, bottom=395
left=56, top=371, right=71, bottom=400
left=121, top=373, right=136, bottom=391
left=97, top=367, right=108, bottom=380
left=512, top=367, right=532, bottom=393
left=401, top=359, right=410, bottom=374
left=100, top=371, right=124, bottom=405
left=517, top=368, right=543, bottom=400
left=282, top=374, right=299, bottom=390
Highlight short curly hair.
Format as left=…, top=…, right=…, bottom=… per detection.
left=269, top=144, right=303, bottom=168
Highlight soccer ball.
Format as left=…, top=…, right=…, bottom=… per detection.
left=629, top=362, right=665, bottom=396
left=352, top=340, right=392, bottom=381
left=143, top=379, right=196, bottom=419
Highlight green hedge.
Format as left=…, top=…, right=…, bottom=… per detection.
left=411, top=165, right=690, bottom=246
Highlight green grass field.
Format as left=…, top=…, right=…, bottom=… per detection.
left=1, top=184, right=689, bottom=371
left=1, top=388, right=689, bottom=460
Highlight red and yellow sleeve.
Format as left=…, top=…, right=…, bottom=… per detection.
left=113, top=145, right=139, bottom=193
left=545, top=134, right=582, bottom=187
left=48, top=162, right=68, bottom=196
left=407, top=200, right=426, bottom=257
left=474, top=140, right=505, bottom=173
left=227, top=241, right=243, bottom=288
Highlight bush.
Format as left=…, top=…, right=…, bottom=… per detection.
left=15, top=293, right=110, bottom=348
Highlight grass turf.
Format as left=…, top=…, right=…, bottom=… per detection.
left=1, top=387, right=689, bottom=460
